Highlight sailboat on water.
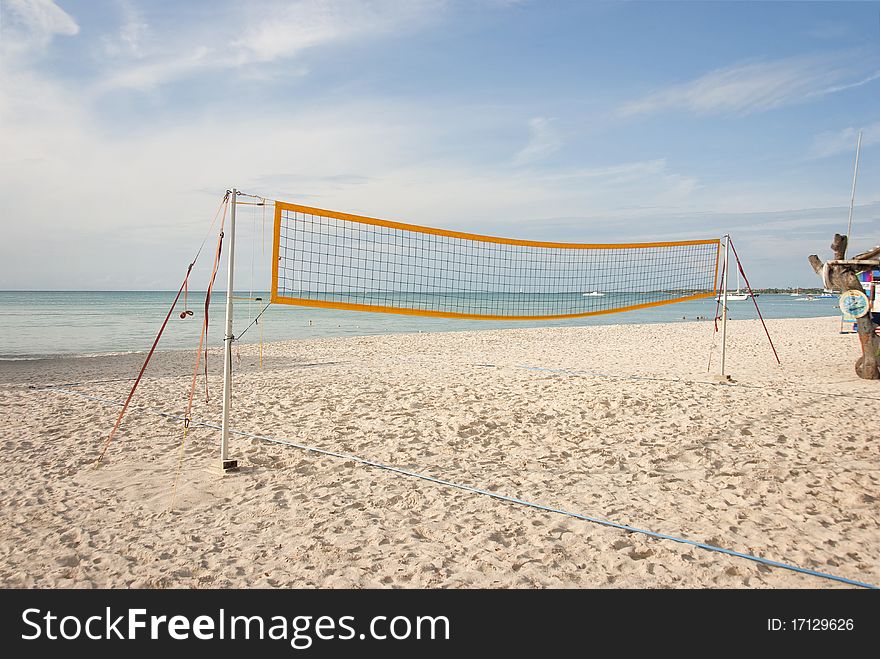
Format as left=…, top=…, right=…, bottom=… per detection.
left=715, top=266, right=755, bottom=302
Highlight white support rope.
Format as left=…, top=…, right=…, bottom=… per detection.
left=34, top=384, right=878, bottom=589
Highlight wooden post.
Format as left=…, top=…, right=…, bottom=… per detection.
left=809, top=235, right=880, bottom=379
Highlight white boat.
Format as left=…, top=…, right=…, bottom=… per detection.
left=715, top=267, right=754, bottom=302
left=716, top=292, right=750, bottom=302
left=582, top=291, right=605, bottom=297
left=790, top=288, right=800, bottom=297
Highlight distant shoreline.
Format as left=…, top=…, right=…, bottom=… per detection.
left=0, top=291, right=845, bottom=360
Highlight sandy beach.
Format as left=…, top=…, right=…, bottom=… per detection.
left=0, top=315, right=877, bottom=588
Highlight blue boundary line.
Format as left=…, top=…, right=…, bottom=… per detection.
left=39, top=385, right=878, bottom=589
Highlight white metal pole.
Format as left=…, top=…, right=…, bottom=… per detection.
left=844, top=130, right=862, bottom=257
left=720, top=235, right=730, bottom=379
left=220, top=189, right=238, bottom=472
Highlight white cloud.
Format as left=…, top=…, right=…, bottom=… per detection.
left=620, top=54, right=880, bottom=117
left=546, top=159, right=666, bottom=181
left=1, top=0, right=78, bottom=58
left=812, top=70, right=880, bottom=97
left=232, top=0, right=440, bottom=64
left=810, top=122, right=880, bottom=159
left=0, top=64, right=707, bottom=289
left=2, top=3, right=878, bottom=290
left=92, top=0, right=444, bottom=92
left=2, top=68, right=874, bottom=289
left=100, top=0, right=150, bottom=58
left=95, top=46, right=214, bottom=91
left=536, top=159, right=699, bottom=206
left=513, top=117, right=562, bottom=165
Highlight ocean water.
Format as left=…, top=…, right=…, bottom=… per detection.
left=0, top=291, right=843, bottom=359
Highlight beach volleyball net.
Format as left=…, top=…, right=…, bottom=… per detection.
left=271, top=201, right=721, bottom=320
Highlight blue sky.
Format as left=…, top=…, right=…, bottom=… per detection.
left=1, top=0, right=878, bottom=289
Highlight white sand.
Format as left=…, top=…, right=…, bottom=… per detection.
left=0, top=316, right=877, bottom=588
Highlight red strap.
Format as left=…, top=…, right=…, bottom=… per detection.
left=729, top=238, right=781, bottom=365
left=187, top=223, right=225, bottom=417
left=712, top=259, right=726, bottom=333
left=202, top=202, right=228, bottom=401
left=96, top=264, right=193, bottom=464
left=96, top=193, right=230, bottom=463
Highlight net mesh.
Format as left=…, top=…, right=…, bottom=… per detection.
left=271, top=201, right=720, bottom=320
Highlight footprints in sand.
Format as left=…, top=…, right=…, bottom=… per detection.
left=386, top=489, right=425, bottom=510
left=610, top=537, right=654, bottom=561
left=3, top=319, right=877, bottom=588
left=55, top=553, right=80, bottom=568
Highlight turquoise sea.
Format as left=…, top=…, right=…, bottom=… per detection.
left=0, top=291, right=842, bottom=359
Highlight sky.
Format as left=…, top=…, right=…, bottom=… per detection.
left=1, top=0, right=879, bottom=290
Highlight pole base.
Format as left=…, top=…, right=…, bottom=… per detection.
left=712, top=374, right=732, bottom=383
left=203, top=460, right=240, bottom=476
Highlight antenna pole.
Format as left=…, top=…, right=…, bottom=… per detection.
left=720, top=234, right=730, bottom=379
left=220, top=189, right=239, bottom=473
left=845, top=130, right=862, bottom=257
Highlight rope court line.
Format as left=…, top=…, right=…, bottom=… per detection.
left=36, top=385, right=878, bottom=590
